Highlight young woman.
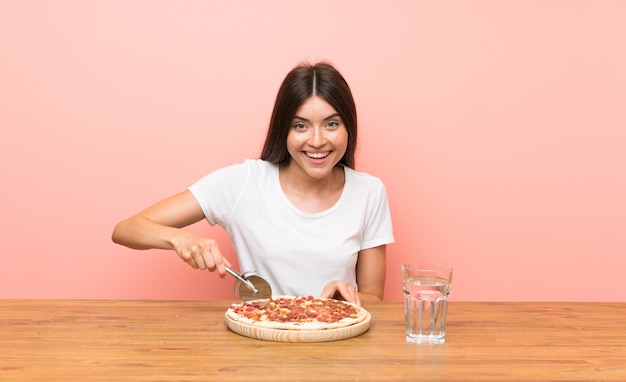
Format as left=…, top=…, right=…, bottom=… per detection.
left=112, top=62, right=394, bottom=305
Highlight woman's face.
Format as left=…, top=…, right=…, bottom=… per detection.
left=285, top=96, right=348, bottom=180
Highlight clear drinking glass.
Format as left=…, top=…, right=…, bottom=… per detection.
left=402, top=262, right=453, bottom=344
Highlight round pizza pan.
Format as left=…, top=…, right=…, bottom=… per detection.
left=225, top=311, right=371, bottom=343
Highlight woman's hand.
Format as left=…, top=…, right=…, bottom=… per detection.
left=170, top=231, right=231, bottom=276
left=321, top=280, right=361, bottom=306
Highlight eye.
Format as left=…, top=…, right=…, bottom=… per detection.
left=326, top=120, right=341, bottom=129
left=292, top=122, right=307, bottom=131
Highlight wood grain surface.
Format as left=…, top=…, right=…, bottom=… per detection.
left=1, top=300, right=625, bottom=381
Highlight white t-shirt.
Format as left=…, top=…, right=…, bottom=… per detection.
left=188, top=159, right=394, bottom=296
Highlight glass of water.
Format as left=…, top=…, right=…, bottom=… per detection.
left=402, top=262, right=453, bottom=344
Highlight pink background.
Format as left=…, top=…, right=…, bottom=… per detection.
left=1, top=1, right=624, bottom=302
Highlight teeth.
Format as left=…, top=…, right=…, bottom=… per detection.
left=307, top=152, right=330, bottom=159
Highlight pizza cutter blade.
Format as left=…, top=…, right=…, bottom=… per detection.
left=225, top=267, right=272, bottom=302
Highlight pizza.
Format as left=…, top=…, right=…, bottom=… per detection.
left=226, top=295, right=369, bottom=331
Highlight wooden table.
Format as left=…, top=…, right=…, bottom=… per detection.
left=1, top=300, right=625, bottom=381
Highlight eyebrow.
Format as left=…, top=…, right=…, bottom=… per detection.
left=292, top=113, right=341, bottom=123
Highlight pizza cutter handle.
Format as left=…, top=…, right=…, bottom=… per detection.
left=226, top=267, right=259, bottom=295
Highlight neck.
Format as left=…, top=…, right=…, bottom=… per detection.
left=278, top=163, right=346, bottom=213
left=280, top=162, right=343, bottom=193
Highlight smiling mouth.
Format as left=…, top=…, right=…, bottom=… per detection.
left=305, top=151, right=331, bottom=159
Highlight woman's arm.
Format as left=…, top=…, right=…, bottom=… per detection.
left=320, top=245, right=387, bottom=305
left=354, top=245, right=387, bottom=301
left=111, top=190, right=231, bottom=275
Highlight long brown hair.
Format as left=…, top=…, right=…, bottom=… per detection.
left=260, top=62, right=358, bottom=168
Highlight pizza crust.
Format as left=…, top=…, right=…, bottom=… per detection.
left=226, top=296, right=369, bottom=331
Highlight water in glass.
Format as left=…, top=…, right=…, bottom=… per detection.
left=403, top=275, right=451, bottom=344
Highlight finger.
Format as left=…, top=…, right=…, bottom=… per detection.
left=223, top=257, right=232, bottom=269
left=194, top=240, right=219, bottom=272
left=320, top=284, right=337, bottom=299
left=340, top=287, right=356, bottom=304
left=179, top=249, right=200, bottom=269
left=353, top=290, right=362, bottom=306
left=188, top=258, right=199, bottom=269
left=339, top=284, right=360, bottom=305
left=198, top=244, right=229, bottom=278
left=183, top=243, right=208, bottom=270
left=193, top=252, right=208, bottom=270
left=213, top=252, right=228, bottom=278
left=204, top=245, right=229, bottom=278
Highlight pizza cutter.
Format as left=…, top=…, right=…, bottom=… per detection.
left=225, top=266, right=272, bottom=302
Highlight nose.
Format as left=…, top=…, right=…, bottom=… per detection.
left=309, top=126, right=325, bottom=147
